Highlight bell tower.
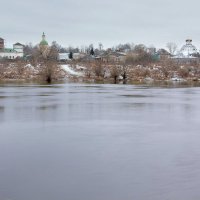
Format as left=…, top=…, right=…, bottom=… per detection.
left=39, top=32, right=49, bottom=58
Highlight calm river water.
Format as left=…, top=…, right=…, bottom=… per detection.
left=0, top=82, right=200, bottom=200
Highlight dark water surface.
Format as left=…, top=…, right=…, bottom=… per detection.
left=0, top=83, right=200, bottom=200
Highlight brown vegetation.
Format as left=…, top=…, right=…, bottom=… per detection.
left=1, top=41, right=200, bottom=83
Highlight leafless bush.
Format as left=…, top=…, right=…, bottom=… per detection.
left=39, top=60, right=60, bottom=83
left=0, top=63, right=6, bottom=78
left=120, top=65, right=129, bottom=84
left=94, top=63, right=105, bottom=78
left=178, top=67, right=189, bottom=78
left=110, top=65, right=121, bottom=84
left=15, top=60, right=26, bottom=76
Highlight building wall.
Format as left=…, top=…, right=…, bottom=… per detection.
left=58, top=53, right=70, bottom=61
left=39, top=45, right=49, bottom=58
left=13, top=44, right=24, bottom=54
left=0, top=52, right=23, bottom=59
left=0, top=38, right=4, bottom=49
left=73, top=53, right=85, bottom=60
left=101, top=55, right=126, bottom=63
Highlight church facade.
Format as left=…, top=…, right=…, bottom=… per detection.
left=174, top=39, right=199, bottom=59
left=0, top=37, right=24, bottom=60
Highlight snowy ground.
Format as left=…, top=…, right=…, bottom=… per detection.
left=60, top=65, right=83, bottom=76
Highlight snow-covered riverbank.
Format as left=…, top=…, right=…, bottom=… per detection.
left=60, top=64, right=83, bottom=76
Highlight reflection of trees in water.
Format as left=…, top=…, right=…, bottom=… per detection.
left=0, top=106, right=5, bottom=112
left=37, top=104, right=58, bottom=111
left=0, top=106, right=5, bottom=122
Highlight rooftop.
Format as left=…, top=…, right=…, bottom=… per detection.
left=39, top=32, right=48, bottom=46
left=176, top=39, right=198, bottom=58
left=14, top=42, right=24, bottom=46
left=3, top=48, right=18, bottom=53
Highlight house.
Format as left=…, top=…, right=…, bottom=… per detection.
left=80, top=55, right=96, bottom=62
left=99, top=51, right=127, bottom=63
left=13, top=43, right=24, bottom=57
left=73, top=53, right=86, bottom=60
left=58, top=53, right=70, bottom=61
left=157, top=48, right=171, bottom=59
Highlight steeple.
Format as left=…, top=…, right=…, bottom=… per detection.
left=42, top=32, right=46, bottom=40
left=40, top=32, right=48, bottom=46
left=186, top=39, right=192, bottom=45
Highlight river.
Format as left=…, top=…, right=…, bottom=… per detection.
left=0, top=82, right=200, bottom=200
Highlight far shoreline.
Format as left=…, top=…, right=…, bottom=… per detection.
left=1, top=77, right=200, bottom=88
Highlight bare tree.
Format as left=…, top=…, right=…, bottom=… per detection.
left=120, top=64, right=129, bottom=84
left=99, top=43, right=103, bottom=51
left=166, top=42, right=177, bottom=55
left=38, top=55, right=62, bottom=83
left=110, top=65, right=120, bottom=84
left=94, top=62, right=105, bottom=78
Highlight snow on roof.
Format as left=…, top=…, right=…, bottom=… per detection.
left=14, top=42, right=24, bottom=46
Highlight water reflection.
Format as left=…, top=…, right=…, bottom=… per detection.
left=0, top=83, right=200, bottom=200
left=36, top=104, right=59, bottom=110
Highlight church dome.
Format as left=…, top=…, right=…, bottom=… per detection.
left=39, top=32, right=48, bottom=46
left=179, top=39, right=197, bottom=57
left=40, top=40, right=48, bottom=46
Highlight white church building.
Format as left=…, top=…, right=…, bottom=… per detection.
left=0, top=38, right=24, bottom=59
left=174, top=39, right=199, bottom=59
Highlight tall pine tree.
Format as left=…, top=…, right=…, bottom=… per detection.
left=69, top=52, right=73, bottom=59
left=90, top=48, right=94, bottom=56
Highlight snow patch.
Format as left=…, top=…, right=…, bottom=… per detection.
left=60, top=65, right=83, bottom=76
left=25, top=64, right=34, bottom=69
left=76, top=65, right=86, bottom=70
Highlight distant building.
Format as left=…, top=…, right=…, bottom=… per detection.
left=147, top=47, right=156, bottom=55
left=0, top=37, right=24, bottom=60
left=172, top=39, right=200, bottom=63
left=73, top=53, right=85, bottom=60
left=58, top=53, right=70, bottom=61
left=0, top=38, right=4, bottom=50
left=39, top=32, right=48, bottom=47
left=99, top=51, right=127, bottom=63
left=80, top=55, right=96, bottom=62
left=13, top=43, right=24, bottom=57
left=39, top=32, right=49, bottom=58
left=175, top=39, right=198, bottom=58
left=0, top=49, right=22, bottom=60
left=157, top=48, right=171, bottom=59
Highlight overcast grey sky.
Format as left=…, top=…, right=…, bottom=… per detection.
left=2, top=0, right=200, bottom=49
